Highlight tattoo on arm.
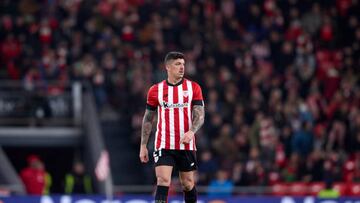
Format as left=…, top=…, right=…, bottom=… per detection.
left=190, top=105, right=205, bottom=133
left=141, top=109, right=155, bottom=145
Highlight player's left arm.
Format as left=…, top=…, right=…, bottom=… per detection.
left=190, top=105, right=205, bottom=133
left=180, top=104, right=205, bottom=144
left=180, top=82, right=205, bottom=144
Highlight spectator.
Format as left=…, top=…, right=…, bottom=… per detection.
left=292, top=121, right=314, bottom=158
left=64, top=161, right=92, bottom=194
left=323, top=155, right=342, bottom=184
left=232, top=161, right=247, bottom=186
left=244, top=148, right=266, bottom=185
left=353, top=153, right=360, bottom=182
left=317, top=180, right=340, bottom=198
left=20, top=155, right=51, bottom=195
left=27, top=91, right=52, bottom=127
left=207, top=169, right=234, bottom=198
left=198, top=150, right=219, bottom=185
left=281, top=153, right=300, bottom=183
left=212, top=123, right=238, bottom=161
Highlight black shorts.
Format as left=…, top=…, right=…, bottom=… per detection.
left=153, top=149, right=197, bottom=172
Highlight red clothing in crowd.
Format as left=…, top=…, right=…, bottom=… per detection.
left=0, top=37, right=21, bottom=61
left=20, top=167, right=46, bottom=195
left=20, top=155, right=48, bottom=195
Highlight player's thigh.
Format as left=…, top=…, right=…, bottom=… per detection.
left=179, top=170, right=195, bottom=190
left=155, top=165, right=173, bottom=186
left=154, top=150, right=175, bottom=186
left=175, top=150, right=197, bottom=172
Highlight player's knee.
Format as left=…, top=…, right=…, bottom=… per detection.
left=157, top=176, right=171, bottom=186
left=180, top=177, right=194, bottom=191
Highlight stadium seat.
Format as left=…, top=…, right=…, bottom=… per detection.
left=271, top=182, right=288, bottom=196
left=309, top=182, right=325, bottom=196
left=289, top=182, right=308, bottom=196
left=348, top=183, right=360, bottom=196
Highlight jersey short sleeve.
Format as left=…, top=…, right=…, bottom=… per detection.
left=146, top=85, right=158, bottom=110
left=191, top=82, right=204, bottom=106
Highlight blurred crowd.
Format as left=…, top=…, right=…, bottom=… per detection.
left=1, top=0, right=360, bottom=190
left=19, top=154, right=92, bottom=195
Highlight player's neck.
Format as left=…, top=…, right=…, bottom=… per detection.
left=167, top=77, right=183, bottom=85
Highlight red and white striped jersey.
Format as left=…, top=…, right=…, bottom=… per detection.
left=146, top=78, right=204, bottom=151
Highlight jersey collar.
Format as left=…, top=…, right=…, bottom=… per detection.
left=166, top=78, right=184, bottom=86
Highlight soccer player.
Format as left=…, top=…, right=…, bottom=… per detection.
left=139, top=51, right=205, bottom=203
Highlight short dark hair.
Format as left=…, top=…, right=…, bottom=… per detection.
left=164, top=51, right=185, bottom=63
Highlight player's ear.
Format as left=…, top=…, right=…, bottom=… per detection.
left=165, top=62, right=170, bottom=71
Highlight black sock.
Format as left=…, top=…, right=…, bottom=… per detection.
left=155, top=185, right=169, bottom=203
left=184, top=186, right=197, bottom=203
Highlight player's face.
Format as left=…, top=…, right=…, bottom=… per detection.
left=166, top=58, right=185, bottom=80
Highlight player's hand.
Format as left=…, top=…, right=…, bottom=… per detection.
left=180, top=130, right=194, bottom=144
left=139, top=145, right=149, bottom=163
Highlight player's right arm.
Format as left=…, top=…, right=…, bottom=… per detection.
left=139, top=109, right=155, bottom=163
left=139, top=85, right=158, bottom=163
